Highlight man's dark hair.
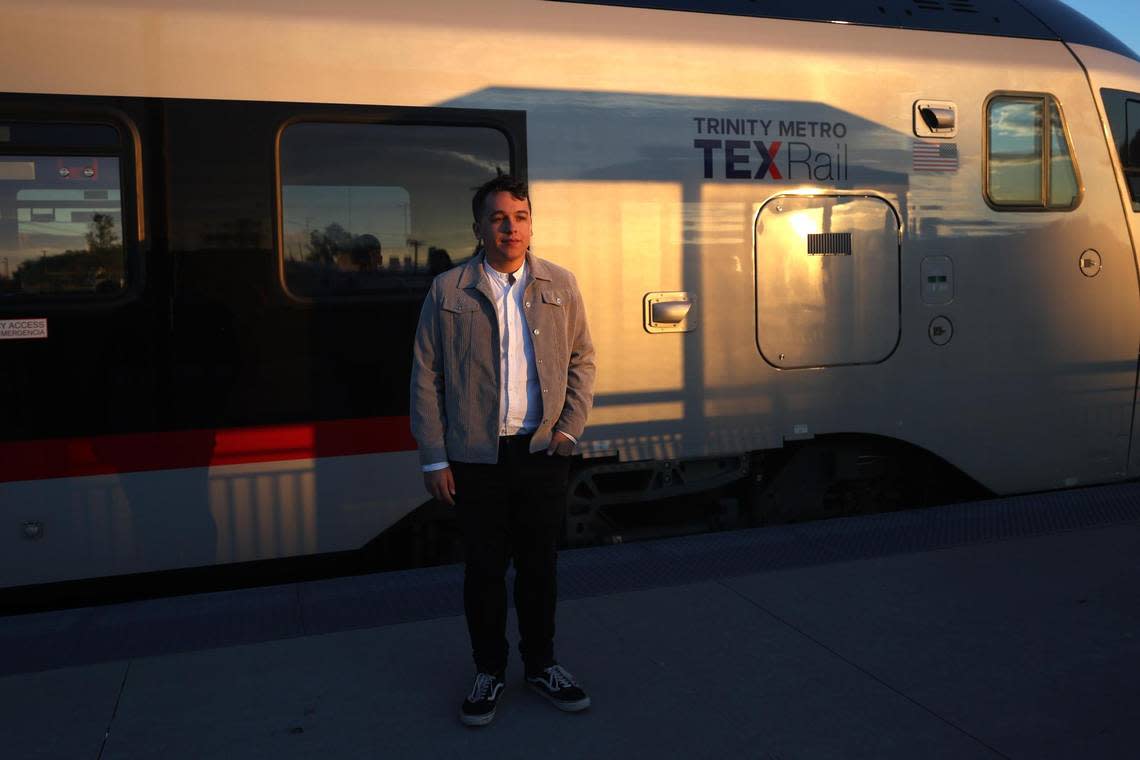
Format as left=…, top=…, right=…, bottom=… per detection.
left=472, top=174, right=530, bottom=223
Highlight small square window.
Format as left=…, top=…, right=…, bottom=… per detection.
left=985, top=94, right=1081, bottom=211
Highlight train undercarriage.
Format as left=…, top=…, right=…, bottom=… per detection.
left=370, top=435, right=989, bottom=570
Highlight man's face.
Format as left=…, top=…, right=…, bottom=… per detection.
left=475, top=191, right=531, bottom=271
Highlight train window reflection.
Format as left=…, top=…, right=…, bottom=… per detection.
left=988, top=97, right=1042, bottom=206
left=986, top=94, right=1080, bottom=211
left=279, top=122, right=511, bottom=299
left=0, top=156, right=126, bottom=297
left=1100, top=89, right=1140, bottom=210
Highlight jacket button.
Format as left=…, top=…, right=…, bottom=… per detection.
left=525, top=301, right=531, bottom=308
left=542, top=388, right=548, bottom=393
left=533, top=328, right=540, bottom=335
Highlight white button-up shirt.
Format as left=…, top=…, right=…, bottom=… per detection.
left=482, top=259, right=543, bottom=436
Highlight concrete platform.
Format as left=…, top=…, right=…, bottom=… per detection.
left=2, top=483, right=1139, bottom=759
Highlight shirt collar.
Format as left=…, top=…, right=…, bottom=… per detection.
left=482, top=257, right=526, bottom=287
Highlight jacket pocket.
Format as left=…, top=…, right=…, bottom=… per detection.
left=537, top=289, right=569, bottom=359
left=540, top=290, right=567, bottom=308
left=441, top=294, right=480, bottom=314
left=439, top=296, right=478, bottom=377
left=440, top=296, right=479, bottom=330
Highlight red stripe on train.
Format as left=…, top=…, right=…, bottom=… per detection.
left=0, top=417, right=417, bottom=484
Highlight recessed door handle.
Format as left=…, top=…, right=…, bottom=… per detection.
left=919, top=106, right=955, bottom=131
left=644, top=291, right=696, bottom=333
left=651, top=300, right=692, bottom=324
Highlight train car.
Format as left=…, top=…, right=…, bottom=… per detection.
left=2, top=0, right=1139, bottom=591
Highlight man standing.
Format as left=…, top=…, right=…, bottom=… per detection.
left=410, top=175, right=596, bottom=726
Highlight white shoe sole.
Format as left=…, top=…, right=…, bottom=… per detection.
left=527, top=682, right=591, bottom=712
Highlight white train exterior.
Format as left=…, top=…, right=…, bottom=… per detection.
left=1, top=0, right=1139, bottom=590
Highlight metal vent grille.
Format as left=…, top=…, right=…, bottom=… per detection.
left=807, top=233, right=852, bottom=256
left=911, top=0, right=980, bottom=12
left=947, top=0, right=979, bottom=13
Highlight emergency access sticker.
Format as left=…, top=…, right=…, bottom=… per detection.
left=0, top=318, right=48, bottom=340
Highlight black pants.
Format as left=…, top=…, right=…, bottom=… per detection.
left=451, top=435, right=570, bottom=675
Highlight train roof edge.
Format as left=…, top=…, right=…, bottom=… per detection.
left=1015, top=0, right=1137, bottom=61
left=550, top=0, right=1138, bottom=62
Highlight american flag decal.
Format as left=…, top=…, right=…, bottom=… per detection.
left=913, top=141, right=959, bottom=172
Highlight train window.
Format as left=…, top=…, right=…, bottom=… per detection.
left=0, top=122, right=128, bottom=298
left=1100, top=88, right=1140, bottom=211
left=278, top=122, right=511, bottom=299
left=985, top=94, right=1080, bottom=211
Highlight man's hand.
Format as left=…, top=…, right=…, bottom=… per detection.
left=546, top=431, right=575, bottom=457
left=424, top=467, right=456, bottom=506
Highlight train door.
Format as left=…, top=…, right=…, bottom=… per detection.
left=0, top=95, right=170, bottom=586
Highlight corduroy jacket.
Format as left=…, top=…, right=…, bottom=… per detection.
left=410, top=251, right=595, bottom=466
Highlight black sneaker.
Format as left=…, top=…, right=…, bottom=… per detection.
left=525, top=664, right=591, bottom=712
left=460, top=671, right=505, bottom=726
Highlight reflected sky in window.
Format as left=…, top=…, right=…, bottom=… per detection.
left=279, top=122, right=509, bottom=298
